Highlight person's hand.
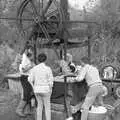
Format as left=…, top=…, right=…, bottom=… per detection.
left=22, top=66, right=32, bottom=72
left=22, top=68, right=27, bottom=73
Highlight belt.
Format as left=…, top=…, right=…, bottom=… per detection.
left=89, top=82, right=102, bottom=87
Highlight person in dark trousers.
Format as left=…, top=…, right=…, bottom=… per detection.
left=16, top=45, right=37, bottom=117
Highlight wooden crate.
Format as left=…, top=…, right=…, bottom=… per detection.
left=6, top=73, right=22, bottom=95
left=8, top=79, right=22, bottom=95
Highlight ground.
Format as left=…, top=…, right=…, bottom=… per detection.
left=0, top=88, right=35, bottom=120
left=1, top=88, right=120, bottom=120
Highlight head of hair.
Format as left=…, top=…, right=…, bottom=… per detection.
left=24, top=45, right=34, bottom=58
left=38, top=53, right=47, bottom=63
left=26, top=45, right=34, bottom=51
left=81, top=57, right=90, bottom=64
left=69, top=63, right=76, bottom=73
left=20, top=43, right=34, bottom=55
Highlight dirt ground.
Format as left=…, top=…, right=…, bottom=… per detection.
left=0, top=88, right=35, bottom=120
left=1, top=88, right=120, bottom=120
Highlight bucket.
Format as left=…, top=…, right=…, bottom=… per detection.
left=87, top=106, right=107, bottom=120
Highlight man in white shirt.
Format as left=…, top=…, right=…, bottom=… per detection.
left=28, top=53, right=54, bottom=120
left=75, top=57, right=107, bottom=120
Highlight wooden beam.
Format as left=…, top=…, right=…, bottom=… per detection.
left=88, top=37, right=91, bottom=64
left=60, top=0, right=70, bottom=118
left=38, top=40, right=89, bottom=49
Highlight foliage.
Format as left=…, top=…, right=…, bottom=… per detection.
left=82, top=0, right=120, bottom=71
left=0, top=0, right=120, bottom=74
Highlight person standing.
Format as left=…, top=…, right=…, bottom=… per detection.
left=16, top=45, right=36, bottom=117
left=28, top=53, right=54, bottom=120
left=57, top=53, right=75, bottom=120
left=75, top=57, right=107, bottom=120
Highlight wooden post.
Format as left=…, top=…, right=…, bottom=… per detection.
left=87, top=24, right=91, bottom=64
left=60, top=0, right=72, bottom=118
left=60, top=45, right=63, bottom=72
left=60, top=0, right=69, bottom=20
left=33, top=34, right=37, bottom=64
left=88, top=36, right=91, bottom=64
left=60, top=0, right=68, bottom=116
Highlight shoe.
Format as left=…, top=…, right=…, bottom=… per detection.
left=24, top=103, right=33, bottom=115
left=66, top=116, right=73, bottom=120
left=16, top=100, right=26, bottom=117
left=24, top=112, right=33, bottom=116
left=16, top=111, right=26, bottom=117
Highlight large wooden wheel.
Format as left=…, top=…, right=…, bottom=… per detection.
left=17, top=0, right=64, bottom=44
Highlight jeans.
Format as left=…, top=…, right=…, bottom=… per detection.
left=81, top=84, right=105, bottom=120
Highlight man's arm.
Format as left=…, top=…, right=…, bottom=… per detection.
left=75, top=66, right=87, bottom=81
left=48, top=68, right=54, bottom=88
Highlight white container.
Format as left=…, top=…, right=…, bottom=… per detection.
left=88, top=106, right=107, bottom=120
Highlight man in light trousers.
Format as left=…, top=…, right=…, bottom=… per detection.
left=28, top=53, right=54, bottom=120
left=75, top=57, right=107, bottom=120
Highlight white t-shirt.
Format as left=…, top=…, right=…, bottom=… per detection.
left=19, top=53, right=34, bottom=75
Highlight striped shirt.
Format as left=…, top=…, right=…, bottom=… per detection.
left=28, top=63, right=54, bottom=93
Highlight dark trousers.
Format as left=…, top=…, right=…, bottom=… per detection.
left=20, top=75, right=37, bottom=107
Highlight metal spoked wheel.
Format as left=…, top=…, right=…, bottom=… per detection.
left=114, top=85, right=120, bottom=99
left=17, top=0, right=64, bottom=44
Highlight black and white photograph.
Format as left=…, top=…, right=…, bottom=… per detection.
left=0, top=0, right=120, bottom=120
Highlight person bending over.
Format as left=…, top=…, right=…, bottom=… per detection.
left=75, top=57, right=107, bottom=120
left=29, top=53, right=54, bottom=120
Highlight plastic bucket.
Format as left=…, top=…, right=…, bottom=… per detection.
left=87, top=106, right=107, bottom=120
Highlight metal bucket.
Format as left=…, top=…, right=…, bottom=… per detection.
left=87, top=106, right=107, bottom=120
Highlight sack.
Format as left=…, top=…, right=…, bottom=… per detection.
left=34, top=86, right=50, bottom=94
